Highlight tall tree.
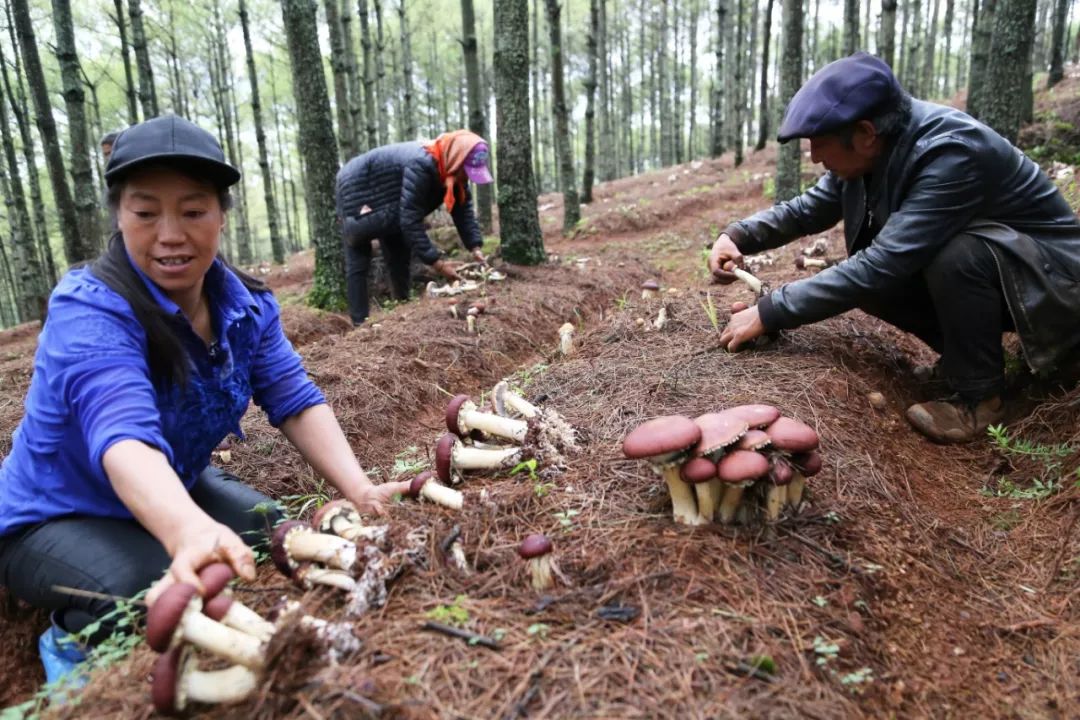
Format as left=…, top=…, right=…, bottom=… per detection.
left=52, top=0, right=101, bottom=254
left=373, top=0, right=389, bottom=144
left=544, top=0, right=580, bottom=232
left=582, top=0, right=599, bottom=203
left=128, top=0, right=159, bottom=119
left=941, top=0, right=956, bottom=95
left=493, top=0, right=545, bottom=264
left=1046, top=0, right=1069, bottom=87
left=279, top=0, right=345, bottom=308
left=460, top=0, right=493, bottom=230
left=880, top=0, right=898, bottom=69
left=598, top=0, right=616, bottom=181
left=756, top=0, right=775, bottom=150
left=967, top=0, right=997, bottom=117
left=775, top=0, right=804, bottom=202
left=710, top=0, right=727, bottom=157
left=658, top=0, right=674, bottom=166
left=733, top=0, right=745, bottom=166
left=981, top=0, right=1036, bottom=143
left=12, top=0, right=93, bottom=265
left=324, top=0, right=356, bottom=159
left=239, top=0, right=285, bottom=264
left=922, top=0, right=941, bottom=97
left=398, top=0, right=416, bottom=140
left=687, top=0, right=700, bottom=159
left=111, top=0, right=139, bottom=124
left=905, top=0, right=924, bottom=95
left=843, top=0, right=859, bottom=55
left=358, top=0, right=379, bottom=147
left=340, top=0, right=365, bottom=153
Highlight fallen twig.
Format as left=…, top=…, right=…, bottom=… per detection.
left=420, top=621, right=500, bottom=650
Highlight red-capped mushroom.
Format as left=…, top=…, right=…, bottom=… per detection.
left=788, top=450, right=822, bottom=510
left=197, top=564, right=275, bottom=643
left=146, top=584, right=264, bottom=668
left=691, top=411, right=749, bottom=521
left=446, top=394, right=528, bottom=443
left=408, top=470, right=464, bottom=509
left=715, top=450, right=770, bottom=524
left=765, top=416, right=820, bottom=514
left=680, top=457, right=720, bottom=522
left=492, top=380, right=539, bottom=419
left=727, top=404, right=782, bottom=430
left=623, top=415, right=703, bottom=525
left=271, top=520, right=356, bottom=574
left=765, top=455, right=794, bottom=521
left=151, top=645, right=258, bottom=716
left=641, top=279, right=660, bottom=300
left=736, top=428, right=772, bottom=452
left=434, top=433, right=522, bottom=485
left=518, top=534, right=556, bottom=591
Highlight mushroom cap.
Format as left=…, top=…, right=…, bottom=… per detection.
left=469, top=301, right=487, bottom=314
left=151, top=645, right=188, bottom=715
left=765, top=417, right=820, bottom=453
left=622, top=415, right=702, bottom=463
left=641, top=279, right=660, bottom=290
left=215, top=437, right=232, bottom=451
left=794, top=256, right=808, bottom=269
left=559, top=322, right=575, bottom=334
left=518, top=533, right=553, bottom=559
left=312, top=499, right=359, bottom=533
left=203, top=593, right=235, bottom=623
left=727, top=404, right=782, bottom=429
left=446, top=394, right=474, bottom=437
left=680, top=456, right=718, bottom=484
left=146, top=583, right=199, bottom=652
left=409, top=470, right=434, bottom=498
left=435, top=433, right=458, bottom=484
left=197, top=562, right=235, bottom=599
left=769, top=456, right=795, bottom=485
left=270, top=520, right=310, bottom=576
left=736, top=429, right=772, bottom=451
left=693, top=411, right=749, bottom=457
left=715, top=450, right=770, bottom=484
left=791, top=450, right=823, bottom=476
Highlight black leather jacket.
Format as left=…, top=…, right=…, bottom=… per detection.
left=725, top=99, right=1080, bottom=373
left=335, top=142, right=483, bottom=264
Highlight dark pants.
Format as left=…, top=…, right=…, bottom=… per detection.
left=0, top=467, right=279, bottom=641
left=856, top=232, right=1013, bottom=401
left=344, top=234, right=413, bottom=325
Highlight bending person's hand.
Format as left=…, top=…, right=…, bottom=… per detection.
left=146, top=521, right=255, bottom=607
left=432, top=258, right=462, bottom=282
left=718, top=303, right=767, bottom=352
left=707, top=233, right=744, bottom=284
left=345, top=479, right=411, bottom=517
left=470, top=247, right=486, bottom=263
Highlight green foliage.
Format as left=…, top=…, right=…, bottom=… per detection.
left=553, top=508, right=580, bottom=531
left=392, top=445, right=429, bottom=477
left=279, top=478, right=333, bottom=519
left=748, top=655, right=777, bottom=675
left=425, top=595, right=470, bottom=628
left=526, top=622, right=549, bottom=640
left=982, top=424, right=1079, bottom=499
left=699, top=290, right=720, bottom=332
left=762, top=176, right=776, bottom=200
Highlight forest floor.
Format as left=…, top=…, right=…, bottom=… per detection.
left=1, top=77, right=1080, bottom=719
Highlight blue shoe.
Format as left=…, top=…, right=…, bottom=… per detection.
left=38, top=612, right=88, bottom=689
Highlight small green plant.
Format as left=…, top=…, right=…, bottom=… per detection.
left=392, top=445, right=428, bottom=477
left=553, top=508, right=580, bottom=530
left=425, top=595, right=471, bottom=628
left=762, top=176, right=776, bottom=200
left=811, top=595, right=829, bottom=608
left=812, top=636, right=840, bottom=667
left=694, top=651, right=710, bottom=663
left=279, top=479, right=333, bottom=520
left=614, top=291, right=631, bottom=311
left=747, top=655, right=777, bottom=675
left=983, top=424, right=1078, bottom=499
left=526, top=623, right=550, bottom=640
left=700, top=290, right=720, bottom=332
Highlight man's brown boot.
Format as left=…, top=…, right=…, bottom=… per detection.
left=905, top=395, right=1005, bottom=444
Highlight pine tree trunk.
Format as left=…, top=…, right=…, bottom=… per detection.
left=598, top=0, right=615, bottom=181
left=398, top=0, right=416, bottom=139
left=340, top=0, right=365, bottom=153
left=880, top=0, right=898, bottom=68
left=460, top=0, right=494, bottom=231
left=968, top=0, right=997, bottom=118
left=164, top=0, right=187, bottom=117
left=775, top=0, right=804, bottom=203
left=733, top=0, right=745, bottom=166
left=905, top=0, right=924, bottom=95
left=52, top=0, right=101, bottom=256
left=710, top=0, right=727, bottom=157
left=128, top=0, right=159, bottom=118
left=280, top=0, right=346, bottom=308
left=982, top=0, right=1036, bottom=143
left=582, top=0, right=599, bottom=203
left=843, top=0, right=859, bottom=55
left=373, top=0, right=389, bottom=145
left=239, top=0, right=285, bottom=264
left=687, top=0, right=699, bottom=159
left=324, top=0, right=356, bottom=160
left=358, top=0, right=379, bottom=148
left=544, top=0, right=581, bottom=232
left=658, top=2, right=674, bottom=166
left=756, top=0, right=775, bottom=150
left=112, top=0, right=139, bottom=124
left=941, top=0, right=955, bottom=95
left=1047, top=0, right=1069, bottom=86
left=923, top=0, right=941, bottom=97
left=12, top=0, right=92, bottom=266
left=620, top=4, right=635, bottom=174
left=493, top=0, right=545, bottom=264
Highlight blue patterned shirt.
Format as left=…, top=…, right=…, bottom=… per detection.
left=0, top=257, right=325, bottom=536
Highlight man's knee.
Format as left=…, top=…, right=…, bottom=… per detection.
left=923, top=233, right=998, bottom=293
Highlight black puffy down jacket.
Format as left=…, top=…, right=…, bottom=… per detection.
left=335, top=141, right=483, bottom=264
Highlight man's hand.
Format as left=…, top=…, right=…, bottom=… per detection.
left=707, top=233, right=744, bottom=284
left=432, top=258, right=462, bottom=282
left=718, top=303, right=767, bottom=352
left=345, top=479, right=412, bottom=517
left=470, top=247, right=486, bottom=263
left=147, top=521, right=255, bottom=607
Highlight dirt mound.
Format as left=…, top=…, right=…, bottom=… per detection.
left=1018, top=68, right=1080, bottom=165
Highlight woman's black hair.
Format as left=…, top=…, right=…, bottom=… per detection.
left=89, top=166, right=268, bottom=389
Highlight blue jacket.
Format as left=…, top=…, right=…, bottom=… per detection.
left=336, top=141, right=484, bottom=264
left=0, top=257, right=325, bottom=536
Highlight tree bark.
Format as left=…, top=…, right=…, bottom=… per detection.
left=398, top=0, right=416, bottom=140
left=212, top=0, right=252, bottom=264
left=324, top=0, right=356, bottom=160
left=967, top=0, right=997, bottom=118
left=340, top=0, right=365, bottom=153
left=112, top=0, right=139, bottom=124
left=493, top=0, right=545, bottom=264
left=775, top=0, right=804, bottom=203
left=598, top=0, right=616, bottom=181
left=460, top=0, right=493, bottom=230
left=688, top=0, right=699, bottom=159
left=373, top=0, right=389, bottom=145
left=880, top=0, right=898, bottom=69
left=922, top=0, right=941, bottom=98
left=843, top=0, right=859, bottom=55
left=733, top=0, right=745, bottom=166
left=357, top=0, right=379, bottom=148
left=128, top=0, right=159, bottom=119
left=756, top=0, right=775, bottom=150
left=982, top=0, right=1036, bottom=143
left=1047, top=0, right=1069, bottom=87
left=582, top=0, right=598, bottom=203
left=941, top=0, right=955, bottom=96
left=905, top=0, right=924, bottom=96
left=280, top=0, right=346, bottom=308
left=543, top=0, right=581, bottom=232
left=710, top=0, right=727, bottom=157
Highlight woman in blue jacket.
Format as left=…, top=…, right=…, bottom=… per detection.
left=0, top=116, right=408, bottom=678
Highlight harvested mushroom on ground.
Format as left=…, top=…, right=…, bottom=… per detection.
left=788, top=450, right=822, bottom=510
left=622, top=415, right=704, bottom=525
left=146, top=584, right=265, bottom=669
left=408, top=470, right=464, bottom=509
left=447, top=393, right=528, bottom=443
left=794, top=256, right=837, bottom=271
left=715, top=449, right=770, bottom=524
left=291, top=562, right=357, bottom=591
left=691, top=411, right=749, bottom=521
left=197, top=564, right=276, bottom=643
left=492, top=380, right=539, bottom=419
left=466, top=306, right=480, bottom=333
left=558, top=323, right=575, bottom=355
left=652, top=307, right=668, bottom=330
left=641, top=279, right=660, bottom=300
left=735, top=428, right=772, bottom=452
left=518, top=534, right=557, bottom=591
left=435, top=433, right=522, bottom=485
left=311, top=500, right=387, bottom=543
left=214, top=438, right=232, bottom=464
left=151, top=645, right=258, bottom=717
left=271, top=520, right=357, bottom=574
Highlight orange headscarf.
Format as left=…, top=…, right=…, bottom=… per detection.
left=423, top=130, right=486, bottom=213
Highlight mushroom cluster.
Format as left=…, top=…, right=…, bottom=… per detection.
left=623, top=406, right=822, bottom=526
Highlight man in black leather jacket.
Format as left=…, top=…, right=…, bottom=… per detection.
left=709, top=52, right=1080, bottom=443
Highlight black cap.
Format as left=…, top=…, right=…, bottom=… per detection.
left=104, top=115, right=241, bottom=188
left=777, top=52, right=903, bottom=143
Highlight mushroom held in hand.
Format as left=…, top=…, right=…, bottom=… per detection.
left=146, top=584, right=265, bottom=669
left=641, top=279, right=660, bottom=300
left=197, top=564, right=276, bottom=643
left=435, top=433, right=522, bottom=485
left=558, top=323, right=575, bottom=355
left=518, top=534, right=556, bottom=591
left=151, top=645, right=258, bottom=716
left=408, top=470, right=464, bottom=510
left=623, top=415, right=703, bottom=525
left=715, top=450, right=770, bottom=524
left=447, top=393, right=529, bottom=443
left=271, top=520, right=357, bottom=574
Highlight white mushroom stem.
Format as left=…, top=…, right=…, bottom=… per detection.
left=558, top=323, right=575, bottom=355
left=800, top=257, right=828, bottom=269
left=642, top=288, right=658, bottom=300
left=416, top=479, right=464, bottom=510
left=297, top=566, right=357, bottom=591
left=493, top=380, right=540, bottom=419
left=718, top=483, right=750, bottom=524
left=448, top=541, right=471, bottom=574
left=466, top=314, right=477, bottom=333
left=218, top=449, right=232, bottom=463
left=453, top=443, right=522, bottom=470
left=659, top=464, right=704, bottom=526
left=788, top=472, right=806, bottom=510
left=732, top=267, right=763, bottom=295
left=653, top=307, right=668, bottom=330
left=694, top=479, right=724, bottom=523
left=286, top=530, right=356, bottom=571
left=215, top=599, right=276, bottom=644
left=177, top=599, right=265, bottom=669
left=457, top=400, right=529, bottom=442
left=529, top=556, right=555, bottom=591
left=177, top=661, right=259, bottom=707
left=449, top=305, right=459, bottom=319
